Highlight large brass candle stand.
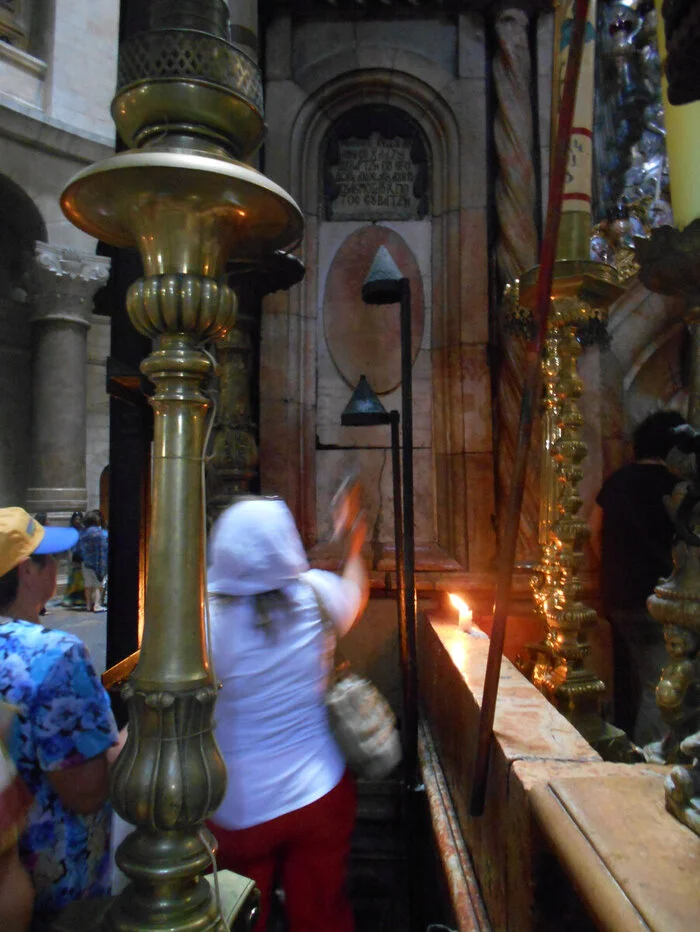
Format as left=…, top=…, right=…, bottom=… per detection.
left=507, top=261, right=627, bottom=749
left=637, top=223, right=700, bottom=836
left=58, top=6, right=303, bottom=929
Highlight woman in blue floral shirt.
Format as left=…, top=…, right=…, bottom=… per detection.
left=0, top=508, right=121, bottom=926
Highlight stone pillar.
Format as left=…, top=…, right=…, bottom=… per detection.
left=492, top=7, right=541, bottom=563
left=27, top=242, right=110, bottom=522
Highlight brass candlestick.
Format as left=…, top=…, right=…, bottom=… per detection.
left=507, top=261, right=631, bottom=752
left=59, top=4, right=303, bottom=928
left=637, top=222, right=700, bottom=836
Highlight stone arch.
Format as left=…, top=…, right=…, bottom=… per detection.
left=0, top=175, right=45, bottom=506
left=0, top=174, right=47, bottom=296
left=263, top=65, right=493, bottom=569
left=599, top=282, right=688, bottom=477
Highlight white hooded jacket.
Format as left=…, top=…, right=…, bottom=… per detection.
left=207, top=499, right=361, bottom=829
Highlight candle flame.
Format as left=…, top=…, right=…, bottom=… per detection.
left=448, top=593, right=471, bottom=616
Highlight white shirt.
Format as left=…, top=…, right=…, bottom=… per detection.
left=208, top=569, right=361, bottom=829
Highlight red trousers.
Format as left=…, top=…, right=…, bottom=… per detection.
left=209, top=770, right=356, bottom=932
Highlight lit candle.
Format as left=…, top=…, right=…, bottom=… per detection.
left=654, top=0, right=700, bottom=230
left=448, top=593, right=473, bottom=632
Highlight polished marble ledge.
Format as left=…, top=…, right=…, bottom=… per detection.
left=530, top=768, right=700, bottom=932
left=426, top=619, right=600, bottom=764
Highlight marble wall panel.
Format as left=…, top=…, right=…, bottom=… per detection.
left=266, top=14, right=292, bottom=81
left=465, top=452, right=497, bottom=573
left=317, top=344, right=432, bottom=450
left=458, top=13, right=486, bottom=80
left=292, top=21, right=357, bottom=77
left=354, top=20, right=457, bottom=74
left=260, top=396, right=317, bottom=546
left=459, top=207, right=489, bottom=345
left=262, top=80, right=309, bottom=190
left=440, top=77, right=488, bottom=211
left=316, top=446, right=435, bottom=545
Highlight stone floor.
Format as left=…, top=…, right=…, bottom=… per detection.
left=42, top=599, right=108, bottom=675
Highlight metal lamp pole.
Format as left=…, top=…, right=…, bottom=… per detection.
left=361, top=248, right=418, bottom=788
left=341, top=377, right=410, bottom=783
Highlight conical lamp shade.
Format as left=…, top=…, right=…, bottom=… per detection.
left=341, top=375, right=391, bottom=426
left=362, top=246, right=404, bottom=305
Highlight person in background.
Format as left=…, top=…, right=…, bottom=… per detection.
left=62, top=512, right=86, bottom=609
left=0, top=508, right=124, bottom=926
left=0, top=701, right=33, bottom=932
left=32, top=515, right=49, bottom=617
left=206, top=493, right=368, bottom=932
left=594, top=409, right=688, bottom=746
left=74, top=511, right=108, bottom=613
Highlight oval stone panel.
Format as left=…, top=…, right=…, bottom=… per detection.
left=323, top=225, right=425, bottom=394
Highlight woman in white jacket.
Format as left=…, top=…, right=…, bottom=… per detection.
left=206, top=495, right=367, bottom=932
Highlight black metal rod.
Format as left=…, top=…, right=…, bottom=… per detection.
left=399, top=279, right=418, bottom=789
left=390, top=411, right=413, bottom=782
left=469, top=0, right=592, bottom=817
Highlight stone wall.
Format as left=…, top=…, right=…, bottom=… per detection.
left=0, top=0, right=117, bottom=512
left=261, top=12, right=496, bottom=572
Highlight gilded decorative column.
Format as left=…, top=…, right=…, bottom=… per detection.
left=208, top=255, right=305, bottom=518
left=208, top=300, right=259, bottom=514
left=637, top=223, right=700, bottom=834
left=58, top=1, right=303, bottom=927
left=506, top=269, right=626, bottom=754
left=27, top=242, right=110, bottom=521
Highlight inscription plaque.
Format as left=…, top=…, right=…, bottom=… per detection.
left=328, top=132, right=420, bottom=221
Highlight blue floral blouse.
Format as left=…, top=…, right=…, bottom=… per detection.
left=0, top=618, right=118, bottom=922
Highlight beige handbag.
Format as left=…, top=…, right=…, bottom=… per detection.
left=306, top=579, right=402, bottom=781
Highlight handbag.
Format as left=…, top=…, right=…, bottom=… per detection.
left=306, top=577, right=402, bottom=781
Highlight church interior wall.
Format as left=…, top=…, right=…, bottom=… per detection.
left=0, top=0, right=117, bottom=512
left=261, top=11, right=496, bottom=573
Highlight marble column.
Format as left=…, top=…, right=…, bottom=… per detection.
left=26, top=242, right=110, bottom=522
left=493, top=7, right=541, bottom=563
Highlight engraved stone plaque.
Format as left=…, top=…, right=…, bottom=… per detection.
left=328, top=132, right=420, bottom=221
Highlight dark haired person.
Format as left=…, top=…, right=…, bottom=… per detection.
left=595, top=409, right=688, bottom=745
left=74, top=510, right=108, bottom=613
left=0, top=508, right=120, bottom=925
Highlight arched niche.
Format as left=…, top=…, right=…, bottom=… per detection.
left=260, top=67, right=496, bottom=573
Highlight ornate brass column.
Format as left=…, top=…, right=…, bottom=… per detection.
left=208, top=255, right=304, bottom=518
left=59, top=3, right=302, bottom=928
left=507, top=265, right=628, bottom=751
left=637, top=223, right=700, bottom=835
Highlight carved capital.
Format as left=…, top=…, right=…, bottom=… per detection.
left=30, top=241, right=111, bottom=327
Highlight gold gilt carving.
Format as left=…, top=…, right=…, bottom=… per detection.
left=208, top=311, right=259, bottom=515
left=531, top=296, right=606, bottom=733
left=506, top=263, right=631, bottom=757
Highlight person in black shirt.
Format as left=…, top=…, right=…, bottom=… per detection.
left=596, top=410, right=687, bottom=746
